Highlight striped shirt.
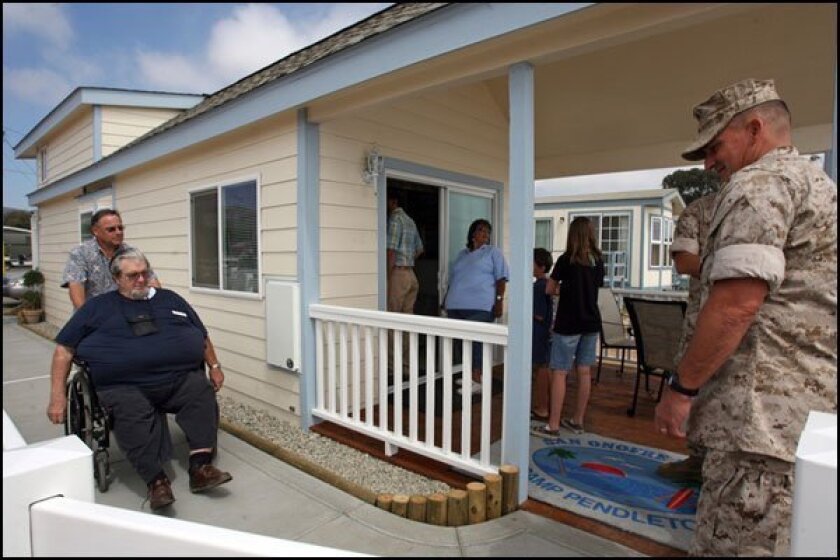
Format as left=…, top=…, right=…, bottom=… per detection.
left=387, top=207, right=424, bottom=266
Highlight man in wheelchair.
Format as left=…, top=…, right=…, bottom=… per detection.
left=47, top=248, right=232, bottom=511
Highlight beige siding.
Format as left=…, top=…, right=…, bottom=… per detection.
left=39, top=113, right=300, bottom=420
left=100, top=106, right=182, bottom=158
left=319, top=81, right=509, bottom=306
left=40, top=109, right=94, bottom=186
left=38, top=193, right=88, bottom=327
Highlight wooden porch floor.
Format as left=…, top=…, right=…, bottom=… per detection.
left=312, top=361, right=689, bottom=557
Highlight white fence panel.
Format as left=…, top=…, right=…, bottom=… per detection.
left=309, top=304, right=508, bottom=476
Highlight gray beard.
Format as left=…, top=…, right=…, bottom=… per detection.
left=127, top=287, right=150, bottom=300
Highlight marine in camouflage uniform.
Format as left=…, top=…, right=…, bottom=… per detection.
left=658, top=78, right=837, bottom=556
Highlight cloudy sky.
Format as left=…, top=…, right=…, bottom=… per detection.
left=2, top=2, right=708, bottom=210
left=2, top=3, right=390, bottom=209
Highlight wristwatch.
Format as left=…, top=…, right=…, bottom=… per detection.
left=209, top=363, right=221, bottom=370
left=667, top=372, right=699, bottom=397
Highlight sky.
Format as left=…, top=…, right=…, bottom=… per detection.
left=1, top=3, right=709, bottom=210
left=2, top=2, right=390, bottom=210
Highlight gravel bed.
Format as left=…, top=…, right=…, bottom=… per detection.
left=218, top=394, right=451, bottom=496
left=21, top=322, right=450, bottom=496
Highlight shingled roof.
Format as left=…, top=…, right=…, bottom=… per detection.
left=112, top=3, right=448, bottom=159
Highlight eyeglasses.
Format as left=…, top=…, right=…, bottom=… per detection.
left=105, top=225, right=125, bottom=233
left=122, top=270, right=151, bottom=282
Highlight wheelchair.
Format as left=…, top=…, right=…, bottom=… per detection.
left=63, top=361, right=220, bottom=494
left=64, top=361, right=112, bottom=492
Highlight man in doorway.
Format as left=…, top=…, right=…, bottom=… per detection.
left=62, top=209, right=161, bottom=309
left=655, top=78, right=836, bottom=556
left=386, top=191, right=424, bottom=315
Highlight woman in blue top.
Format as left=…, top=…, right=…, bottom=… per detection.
left=444, top=219, right=509, bottom=393
left=535, top=216, right=605, bottom=436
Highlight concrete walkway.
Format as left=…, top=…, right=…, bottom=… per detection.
left=2, top=316, right=641, bottom=556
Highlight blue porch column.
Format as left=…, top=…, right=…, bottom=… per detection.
left=504, top=61, right=535, bottom=504
left=297, top=108, right=320, bottom=430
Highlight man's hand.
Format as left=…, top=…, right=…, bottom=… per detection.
left=47, top=392, right=67, bottom=424
left=654, top=387, right=692, bottom=438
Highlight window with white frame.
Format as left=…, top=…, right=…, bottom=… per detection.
left=572, top=212, right=630, bottom=288
left=534, top=218, right=553, bottom=252
left=649, top=215, right=673, bottom=268
left=190, top=179, right=258, bottom=293
left=38, top=148, right=47, bottom=184
left=80, top=211, right=93, bottom=242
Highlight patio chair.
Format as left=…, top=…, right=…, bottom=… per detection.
left=623, top=297, right=686, bottom=417
left=595, top=288, right=635, bottom=384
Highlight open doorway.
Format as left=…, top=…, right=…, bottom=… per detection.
left=386, top=178, right=440, bottom=317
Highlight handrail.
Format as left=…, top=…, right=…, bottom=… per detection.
left=310, top=304, right=509, bottom=344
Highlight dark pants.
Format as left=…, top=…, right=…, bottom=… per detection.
left=97, top=368, right=218, bottom=484
left=446, top=309, right=495, bottom=373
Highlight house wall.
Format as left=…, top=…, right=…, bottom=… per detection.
left=40, top=112, right=301, bottom=422
left=100, top=106, right=182, bottom=158
left=38, top=109, right=94, bottom=186
left=318, top=82, right=509, bottom=307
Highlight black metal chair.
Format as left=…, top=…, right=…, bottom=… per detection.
left=623, top=297, right=686, bottom=417
left=596, top=288, right=635, bottom=384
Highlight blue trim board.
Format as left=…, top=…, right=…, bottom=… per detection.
left=28, top=3, right=589, bottom=206
left=297, top=109, right=320, bottom=430
left=505, top=62, right=534, bottom=504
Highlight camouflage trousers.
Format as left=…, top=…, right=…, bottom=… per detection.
left=691, top=450, right=793, bottom=557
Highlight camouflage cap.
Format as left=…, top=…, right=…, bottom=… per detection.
left=681, top=78, right=783, bottom=161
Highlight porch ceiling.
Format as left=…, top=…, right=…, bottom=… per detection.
left=507, top=2, right=836, bottom=179
left=314, top=3, right=835, bottom=181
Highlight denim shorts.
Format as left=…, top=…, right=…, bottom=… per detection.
left=549, top=332, right=599, bottom=371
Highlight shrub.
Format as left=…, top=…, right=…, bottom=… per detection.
left=22, top=268, right=45, bottom=288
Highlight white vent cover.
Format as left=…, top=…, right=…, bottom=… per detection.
left=265, top=280, right=301, bottom=372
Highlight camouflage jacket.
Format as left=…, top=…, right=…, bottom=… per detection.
left=689, top=146, right=837, bottom=462
left=671, top=193, right=718, bottom=363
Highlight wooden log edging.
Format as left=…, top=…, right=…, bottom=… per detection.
left=221, top=419, right=522, bottom=527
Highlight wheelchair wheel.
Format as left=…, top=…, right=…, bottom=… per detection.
left=65, top=373, right=95, bottom=449
left=94, top=449, right=110, bottom=493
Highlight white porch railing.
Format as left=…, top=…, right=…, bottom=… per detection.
left=309, top=304, right=508, bottom=477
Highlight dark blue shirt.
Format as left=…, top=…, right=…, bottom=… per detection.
left=532, top=276, right=552, bottom=364
left=56, top=289, right=207, bottom=389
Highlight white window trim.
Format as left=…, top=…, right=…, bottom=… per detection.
left=534, top=217, right=553, bottom=252
left=649, top=215, right=674, bottom=269
left=187, top=174, right=262, bottom=299
left=38, top=147, right=48, bottom=184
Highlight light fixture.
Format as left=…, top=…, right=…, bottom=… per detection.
left=362, top=147, right=384, bottom=194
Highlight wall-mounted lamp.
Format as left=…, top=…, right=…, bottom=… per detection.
left=362, top=147, right=384, bottom=194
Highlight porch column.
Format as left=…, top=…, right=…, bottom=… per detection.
left=504, top=61, right=534, bottom=504
left=297, top=108, right=320, bottom=430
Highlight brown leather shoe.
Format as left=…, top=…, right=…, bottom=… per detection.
left=189, top=464, right=232, bottom=493
left=148, top=477, right=175, bottom=510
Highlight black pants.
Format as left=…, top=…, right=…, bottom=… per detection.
left=97, top=369, right=218, bottom=484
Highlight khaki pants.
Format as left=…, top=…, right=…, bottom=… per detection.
left=387, top=268, right=419, bottom=373
left=691, top=449, right=793, bottom=557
